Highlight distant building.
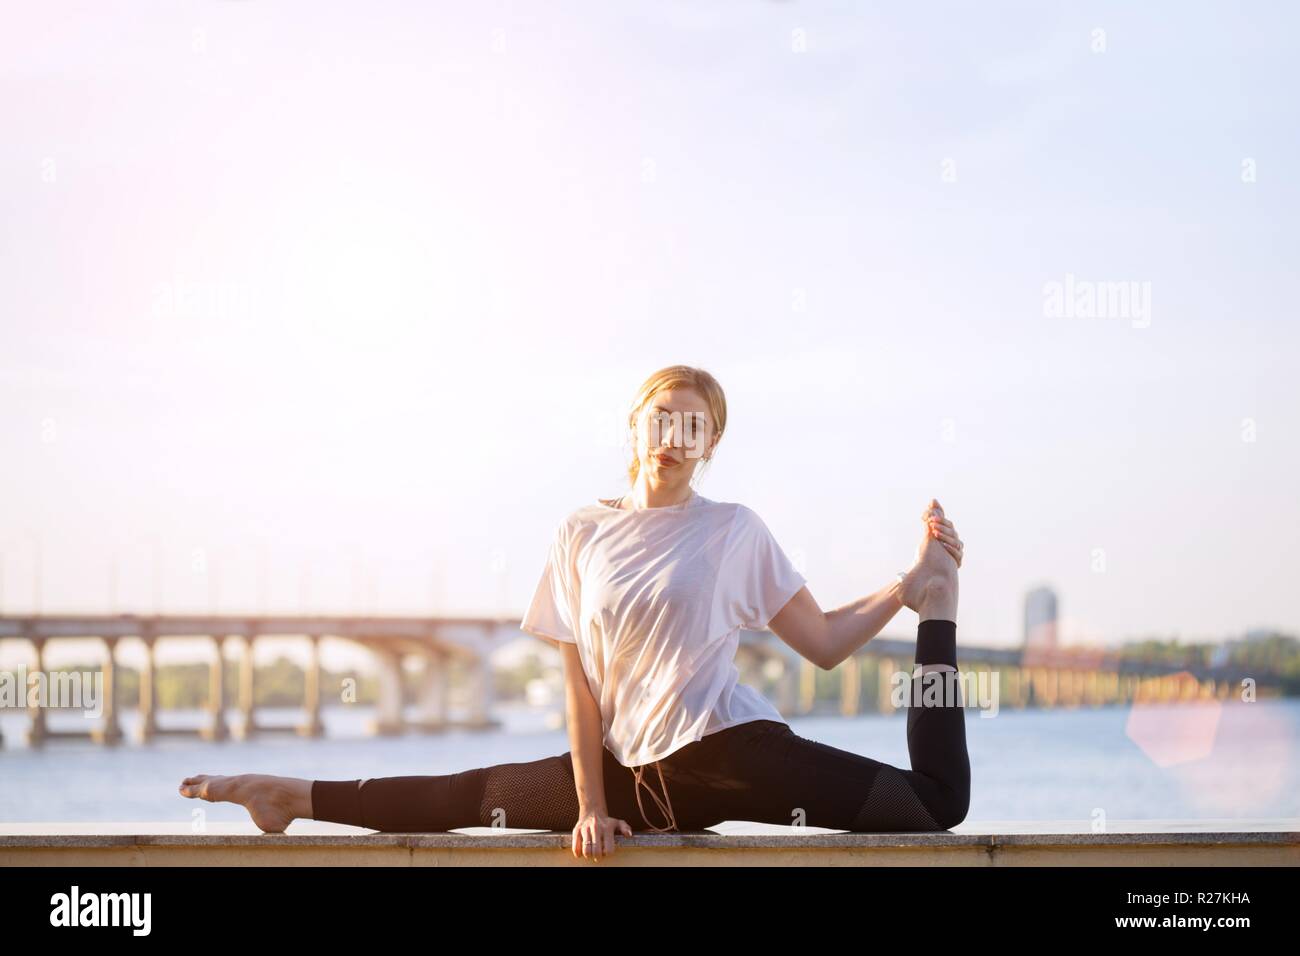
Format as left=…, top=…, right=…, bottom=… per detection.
left=1024, top=586, right=1059, bottom=651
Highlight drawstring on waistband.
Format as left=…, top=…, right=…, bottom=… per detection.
left=630, top=759, right=679, bottom=833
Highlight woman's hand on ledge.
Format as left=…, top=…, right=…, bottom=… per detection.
left=573, top=808, right=632, bottom=862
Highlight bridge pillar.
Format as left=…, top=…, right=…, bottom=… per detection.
left=201, top=635, right=229, bottom=742
left=236, top=635, right=257, bottom=740
left=297, top=634, right=324, bottom=738
left=877, top=657, right=896, bottom=715
left=91, top=636, right=124, bottom=745
left=798, top=657, right=816, bottom=714
left=412, top=648, right=450, bottom=731
left=1010, top=668, right=1027, bottom=708
left=28, top=632, right=48, bottom=748
left=466, top=650, right=499, bottom=730
left=137, top=627, right=158, bottom=743
left=1033, top=668, right=1051, bottom=707
left=839, top=655, right=860, bottom=717
left=774, top=659, right=798, bottom=715
left=369, top=648, right=405, bottom=736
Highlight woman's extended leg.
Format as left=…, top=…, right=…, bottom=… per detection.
left=309, top=753, right=588, bottom=832
left=180, top=746, right=645, bottom=833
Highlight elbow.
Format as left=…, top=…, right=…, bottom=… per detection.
left=812, top=637, right=840, bottom=671
left=815, top=615, right=840, bottom=671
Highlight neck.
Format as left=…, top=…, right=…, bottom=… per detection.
left=625, top=474, right=694, bottom=509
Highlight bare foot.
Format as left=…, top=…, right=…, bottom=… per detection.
left=900, top=498, right=959, bottom=620
left=178, top=773, right=312, bottom=833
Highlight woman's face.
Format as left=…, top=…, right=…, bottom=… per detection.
left=633, top=386, right=717, bottom=485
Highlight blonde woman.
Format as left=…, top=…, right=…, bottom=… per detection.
left=180, top=365, right=969, bottom=861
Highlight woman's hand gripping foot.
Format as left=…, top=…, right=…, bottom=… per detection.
left=899, top=498, right=961, bottom=621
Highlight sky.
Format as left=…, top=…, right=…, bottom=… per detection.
left=2, top=0, right=1298, bottom=666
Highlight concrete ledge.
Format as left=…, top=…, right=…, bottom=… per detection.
left=3, top=820, right=1297, bottom=866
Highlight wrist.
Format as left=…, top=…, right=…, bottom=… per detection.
left=891, top=569, right=909, bottom=608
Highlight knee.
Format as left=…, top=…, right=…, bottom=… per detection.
left=930, top=783, right=970, bottom=831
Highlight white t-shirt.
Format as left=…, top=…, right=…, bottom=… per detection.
left=520, top=492, right=808, bottom=768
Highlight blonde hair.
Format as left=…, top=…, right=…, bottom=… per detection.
left=624, top=365, right=727, bottom=488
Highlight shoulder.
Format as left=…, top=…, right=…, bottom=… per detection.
left=716, top=500, right=760, bottom=542
left=540, top=506, right=584, bottom=549
left=723, top=501, right=759, bottom=525
left=554, top=500, right=607, bottom=544
left=724, top=503, right=788, bottom=545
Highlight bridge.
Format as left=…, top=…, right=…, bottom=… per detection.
left=0, top=613, right=1266, bottom=750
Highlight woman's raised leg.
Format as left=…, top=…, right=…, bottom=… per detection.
left=660, top=520, right=971, bottom=833
left=665, top=615, right=970, bottom=833
left=851, top=497, right=969, bottom=829
left=851, top=615, right=970, bottom=831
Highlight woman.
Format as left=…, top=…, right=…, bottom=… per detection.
left=179, top=365, right=969, bottom=861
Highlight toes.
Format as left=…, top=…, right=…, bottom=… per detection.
left=179, top=774, right=216, bottom=799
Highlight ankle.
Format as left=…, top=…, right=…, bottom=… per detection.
left=918, top=576, right=957, bottom=622
left=287, top=778, right=314, bottom=820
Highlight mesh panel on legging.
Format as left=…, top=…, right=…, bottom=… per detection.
left=475, top=754, right=582, bottom=831
left=849, top=764, right=939, bottom=831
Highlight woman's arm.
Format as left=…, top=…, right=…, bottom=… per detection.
left=768, top=581, right=905, bottom=671
left=561, top=643, right=609, bottom=813
left=560, top=643, right=632, bottom=859
left=768, top=502, right=965, bottom=670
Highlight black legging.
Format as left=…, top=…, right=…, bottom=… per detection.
left=310, top=619, right=970, bottom=833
